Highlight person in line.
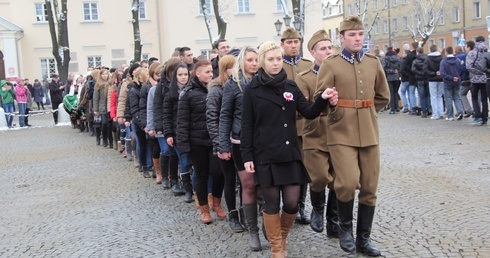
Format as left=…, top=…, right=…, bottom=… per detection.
left=0, top=80, right=15, bottom=128
left=219, top=46, right=262, bottom=251
left=466, top=36, right=488, bottom=125
left=93, top=69, right=113, bottom=147
left=14, top=78, right=28, bottom=127
left=176, top=60, right=225, bottom=224
left=211, top=39, right=231, bottom=78
left=295, top=29, right=339, bottom=237
left=206, top=55, right=239, bottom=228
left=424, top=45, right=444, bottom=119
left=411, top=47, right=430, bottom=118
left=241, top=41, right=337, bottom=257
left=454, top=45, right=474, bottom=117
left=32, top=79, right=45, bottom=110
left=440, top=46, right=464, bottom=120
left=381, top=47, right=401, bottom=114
left=315, top=16, right=390, bottom=256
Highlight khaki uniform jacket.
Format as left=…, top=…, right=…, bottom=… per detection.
left=315, top=52, right=389, bottom=147
left=295, top=66, right=329, bottom=152
left=116, top=80, right=130, bottom=118
left=283, top=57, right=312, bottom=136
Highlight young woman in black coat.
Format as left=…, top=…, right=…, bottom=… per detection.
left=176, top=60, right=224, bottom=224
left=240, top=41, right=338, bottom=257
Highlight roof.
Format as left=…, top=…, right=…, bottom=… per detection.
left=0, top=16, right=23, bottom=32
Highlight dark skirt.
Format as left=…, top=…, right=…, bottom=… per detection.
left=254, top=160, right=311, bottom=187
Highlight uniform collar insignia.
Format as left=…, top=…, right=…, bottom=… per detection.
left=283, top=54, right=302, bottom=66
left=313, top=64, right=320, bottom=75
left=340, top=48, right=365, bottom=64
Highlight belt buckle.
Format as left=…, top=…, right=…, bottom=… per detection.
left=354, top=100, right=362, bottom=108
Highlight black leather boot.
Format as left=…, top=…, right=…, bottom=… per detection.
left=242, top=204, right=262, bottom=251
left=309, top=189, right=325, bottom=233
left=238, top=207, right=248, bottom=230
left=228, top=209, right=245, bottom=233
left=337, top=199, right=355, bottom=253
left=326, top=189, right=339, bottom=238
left=356, top=204, right=381, bottom=257
left=296, top=184, right=310, bottom=224
left=181, top=172, right=193, bottom=203
left=95, top=128, right=101, bottom=145
left=160, top=155, right=170, bottom=189
left=171, top=179, right=185, bottom=196
left=142, top=166, right=151, bottom=178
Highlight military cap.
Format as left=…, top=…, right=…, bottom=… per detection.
left=307, top=29, right=331, bottom=51
left=340, top=16, right=364, bottom=33
left=281, top=28, right=301, bottom=40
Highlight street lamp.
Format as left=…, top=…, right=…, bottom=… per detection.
left=283, top=15, right=291, bottom=28
left=274, top=19, right=283, bottom=36
left=293, top=19, right=302, bottom=32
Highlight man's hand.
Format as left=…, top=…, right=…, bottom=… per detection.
left=244, top=161, right=255, bottom=173
left=321, top=87, right=338, bottom=106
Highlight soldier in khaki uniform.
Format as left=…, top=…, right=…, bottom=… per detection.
left=280, top=27, right=313, bottom=224
left=315, top=16, right=389, bottom=256
left=295, top=29, right=339, bottom=237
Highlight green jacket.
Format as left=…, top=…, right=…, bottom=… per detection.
left=0, top=87, right=15, bottom=104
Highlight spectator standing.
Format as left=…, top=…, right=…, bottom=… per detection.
left=466, top=36, right=488, bottom=125
left=180, top=47, right=195, bottom=74
left=455, top=45, right=474, bottom=117
left=405, top=42, right=419, bottom=114
left=32, top=79, right=44, bottom=110
left=382, top=47, right=402, bottom=114
left=49, top=74, right=65, bottom=124
left=15, top=78, right=28, bottom=127
left=411, top=47, right=430, bottom=118
left=0, top=80, right=15, bottom=128
left=399, top=48, right=411, bottom=112
left=424, top=45, right=444, bottom=119
left=440, top=46, right=464, bottom=120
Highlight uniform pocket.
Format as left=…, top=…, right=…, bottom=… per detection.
left=327, top=107, right=344, bottom=126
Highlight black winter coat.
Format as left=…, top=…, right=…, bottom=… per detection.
left=424, top=54, right=443, bottom=81
left=49, top=80, right=63, bottom=103
left=176, top=77, right=211, bottom=155
left=411, top=54, right=428, bottom=80
left=138, top=81, right=152, bottom=128
left=400, top=56, right=410, bottom=82
left=153, top=77, right=170, bottom=133
left=206, top=79, right=223, bottom=151
left=241, top=69, right=328, bottom=165
left=219, top=74, right=250, bottom=153
left=125, top=81, right=145, bottom=129
left=406, top=50, right=417, bottom=85
left=381, top=51, right=401, bottom=82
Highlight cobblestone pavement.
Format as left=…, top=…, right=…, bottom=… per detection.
left=1, top=110, right=489, bottom=258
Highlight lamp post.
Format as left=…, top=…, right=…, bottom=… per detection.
left=283, top=15, right=291, bottom=28
left=274, top=19, right=283, bottom=36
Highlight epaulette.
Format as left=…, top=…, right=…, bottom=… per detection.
left=364, top=53, right=378, bottom=59
left=325, top=54, right=339, bottom=60
left=301, top=58, right=313, bottom=63
left=298, top=68, right=312, bottom=76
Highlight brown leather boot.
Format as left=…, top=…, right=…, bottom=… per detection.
left=281, top=211, right=297, bottom=258
left=153, top=158, right=162, bottom=184
left=263, top=212, right=284, bottom=258
left=207, top=193, right=214, bottom=210
left=199, top=205, right=213, bottom=224
left=212, top=197, right=227, bottom=219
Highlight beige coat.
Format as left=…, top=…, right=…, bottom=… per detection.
left=283, top=58, right=312, bottom=136
left=116, top=80, right=129, bottom=118
left=315, top=53, right=389, bottom=147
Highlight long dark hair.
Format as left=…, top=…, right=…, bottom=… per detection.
left=169, top=64, right=190, bottom=100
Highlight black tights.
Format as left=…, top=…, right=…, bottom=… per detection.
left=261, top=184, right=300, bottom=215
left=219, top=158, right=238, bottom=211
left=189, top=145, right=224, bottom=205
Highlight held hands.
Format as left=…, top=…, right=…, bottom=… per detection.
left=244, top=161, right=255, bottom=173
left=148, top=130, right=155, bottom=138
left=321, top=87, right=338, bottom=106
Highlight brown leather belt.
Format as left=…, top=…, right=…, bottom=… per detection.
left=337, top=99, right=374, bottom=108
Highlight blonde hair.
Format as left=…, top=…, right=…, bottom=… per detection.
left=133, top=67, right=149, bottom=84
left=218, top=55, right=236, bottom=85
left=258, top=41, right=282, bottom=68
left=232, top=46, right=258, bottom=89
left=95, top=69, right=109, bottom=90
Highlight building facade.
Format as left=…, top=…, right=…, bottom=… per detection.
left=0, top=0, right=325, bottom=82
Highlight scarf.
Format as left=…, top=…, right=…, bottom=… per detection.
left=257, top=68, right=287, bottom=95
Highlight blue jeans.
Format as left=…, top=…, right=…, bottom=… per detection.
left=399, top=81, right=410, bottom=109
left=417, top=81, right=429, bottom=114
left=459, top=82, right=474, bottom=114
left=444, top=82, right=464, bottom=118
left=43, top=89, right=51, bottom=105
left=173, top=142, right=191, bottom=174
left=429, top=81, right=445, bottom=118
left=17, top=103, right=26, bottom=127
left=2, top=103, right=14, bottom=127
left=132, top=122, right=151, bottom=167
left=408, top=84, right=417, bottom=111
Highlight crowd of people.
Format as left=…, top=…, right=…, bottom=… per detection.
left=377, top=36, right=489, bottom=125
left=12, top=15, right=490, bottom=257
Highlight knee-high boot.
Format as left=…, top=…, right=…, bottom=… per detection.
left=181, top=172, right=193, bottom=203
left=263, top=212, right=283, bottom=258
left=356, top=204, right=381, bottom=257
left=125, top=139, right=133, bottom=162
left=337, top=199, right=355, bottom=253
left=161, top=155, right=170, bottom=189
left=281, top=210, right=297, bottom=258
left=309, top=189, right=325, bottom=233
left=242, top=204, right=261, bottom=251
left=153, top=157, right=162, bottom=184
left=95, top=127, right=101, bottom=145
left=325, top=189, right=339, bottom=238
left=295, top=184, right=310, bottom=224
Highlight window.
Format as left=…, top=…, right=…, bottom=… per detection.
left=87, top=56, right=102, bottom=68
left=392, top=18, right=398, bottom=32
left=347, top=5, right=352, bottom=16
left=139, top=1, right=147, bottom=19
left=40, top=58, right=56, bottom=79
left=238, top=0, right=250, bottom=13
left=438, top=9, right=444, bottom=25
left=83, top=2, right=99, bottom=21
left=383, top=19, right=388, bottom=33
left=453, top=7, right=460, bottom=22
left=374, top=21, right=379, bottom=35
left=402, top=16, right=408, bottom=30
left=438, top=38, right=446, bottom=49
left=401, top=0, right=408, bottom=4
left=382, top=0, right=388, bottom=9
left=392, top=0, right=397, bottom=6
left=199, top=0, right=212, bottom=15
left=35, top=3, right=48, bottom=22
left=276, top=0, right=288, bottom=12
left=428, top=39, right=435, bottom=46
left=473, top=2, right=481, bottom=18
left=373, top=0, right=378, bottom=11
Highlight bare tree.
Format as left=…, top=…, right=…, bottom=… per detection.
left=200, top=0, right=228, bottom=48
left=131, top=0, right=142, bottom=62
left=45, top=0, right=70, bottom=83
left=404, top=0, right=446, bottom=47
left=353, top=0, right=380, bottom=40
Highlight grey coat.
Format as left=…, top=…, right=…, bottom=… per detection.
left=381, top=51, right=401, bottom=82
